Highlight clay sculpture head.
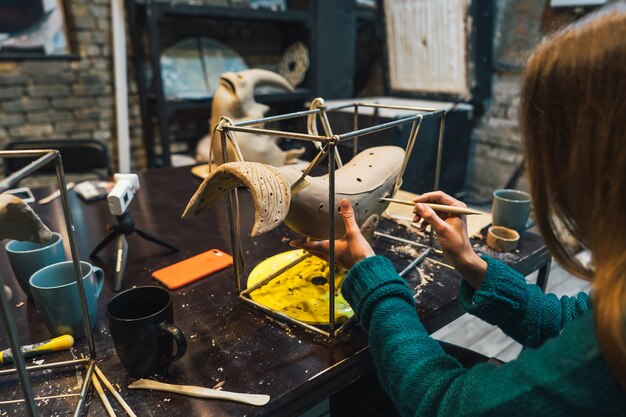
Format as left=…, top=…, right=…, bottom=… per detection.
left=0, top=194, right=52, bottom=242
left=196, top=69, right=305, bottom=166
left=183, top=146, right=405, bottom=240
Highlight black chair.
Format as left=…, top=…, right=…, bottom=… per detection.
left=3, top=139, right=113, bottom=179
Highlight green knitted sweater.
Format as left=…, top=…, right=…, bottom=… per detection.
left=341, top=256, right=626, bottom=416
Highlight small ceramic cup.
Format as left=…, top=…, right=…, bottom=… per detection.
left=492, top=189, right=535, bottom=233
left=487, top=226, right=520, bottom=252
left=6, top=232, right=66, bottom=298
left=29, top=260, right=104, bottom=338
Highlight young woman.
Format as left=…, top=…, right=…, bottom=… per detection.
left=291, top=4, right=626, bottom=415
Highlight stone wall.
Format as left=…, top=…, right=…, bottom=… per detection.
left=465, top=0, right=586, bottom=202
left=0, top=0, right=145, bottom=172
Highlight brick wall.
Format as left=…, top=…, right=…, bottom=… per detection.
left=465, top=0, right=585, bottom=202
left=0, top=0, right=145, bottom=172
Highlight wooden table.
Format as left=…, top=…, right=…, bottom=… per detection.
left=0, top=167, right=550, bottom=416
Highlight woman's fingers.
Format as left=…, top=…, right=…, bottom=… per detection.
left=339, top=198, right=359, bottom=234
left=289, top=239, right=330, bottom=262
left=290, top=239, right=328, bottom=252
left=413, top=191, right=467, bottom=208
left=414, top=203, right=451, bottom=236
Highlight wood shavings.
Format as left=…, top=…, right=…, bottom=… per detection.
left=413, top=267, right=435, bottom=298
left=15, top=301, right=24, bottom=308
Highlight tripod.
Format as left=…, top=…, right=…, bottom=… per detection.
left=90, top=211, right=179, bottom=291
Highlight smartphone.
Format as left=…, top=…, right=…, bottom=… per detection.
left=5, top=187, right=35, bottom=204
left=152, top=249, right=234, bottom=290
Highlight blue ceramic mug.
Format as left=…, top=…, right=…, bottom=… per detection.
left=29, top=261, right=105, bottom=338
left=5, top=232, right=66, bottom=298
left=492, top=189, right=535, bottom=233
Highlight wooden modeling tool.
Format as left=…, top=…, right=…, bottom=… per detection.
left=128, top=379, right=270, bottom=406
left=94, top=365, right=137, bottom=417
left=0, top=334, right=74, bottom=366
left=380, top=197, right=483, bottom=216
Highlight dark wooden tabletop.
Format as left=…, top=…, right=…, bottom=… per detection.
left=0, top=167, right=550, bottom=416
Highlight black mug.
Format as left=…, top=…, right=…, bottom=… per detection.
left=107, top=286, right=187, bottom=377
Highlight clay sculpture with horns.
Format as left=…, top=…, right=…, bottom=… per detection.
left=195, top=69, right=305, bottom=166
left=183, top=146, right=405, bottom=240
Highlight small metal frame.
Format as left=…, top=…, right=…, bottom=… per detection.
left=217, top=99, right=446, bottom=339
left=0, top=150, right=96, bottom=417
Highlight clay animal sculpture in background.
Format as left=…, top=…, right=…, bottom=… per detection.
left=195, top=69, right=305, bottom=166
left=183, top=146, right=405, bottom=240
left=0, top=194, right=53, bottom=301
left=0, top=194, right=52, bottom=243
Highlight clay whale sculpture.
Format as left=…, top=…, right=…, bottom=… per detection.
left=195, top=69, right=305, bottom=166
left=183, top=146, right=405, bottom=240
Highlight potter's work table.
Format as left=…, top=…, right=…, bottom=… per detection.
left=0, top=167, right=550, bottom=416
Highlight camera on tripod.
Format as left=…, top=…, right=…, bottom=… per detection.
left=92, top=173, right=178, bottom=291
left=107, top=174, right=140, bottom=216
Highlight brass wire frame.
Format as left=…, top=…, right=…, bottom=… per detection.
left=218, top=99, right=447, bottom=340
left=0, top=150, right=96, bottom=417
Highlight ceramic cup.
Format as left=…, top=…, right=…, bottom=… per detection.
left=6, top=232, right=66, bottom=298
left=29, top=261, right=104, bottom=338
left=492, top=189, right=535, bottom=233
left=107, top=286, right=187, bottom=377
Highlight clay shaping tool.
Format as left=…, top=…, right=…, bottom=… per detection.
left=92, top=372, right=117, bottom=417
left=128, top=379, right=270, bottom=406
left=38, top=182, right=75, bottom=205
left=95, top=365, right=137, bottom=417
left=380, top=197, right=483, bottom=216
left=0, top=334, right=74, bottom=366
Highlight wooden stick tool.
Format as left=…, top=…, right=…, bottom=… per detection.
left=380, top=197, right=483, bottom=216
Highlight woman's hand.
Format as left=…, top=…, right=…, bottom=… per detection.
left=290, top=198, right=375, bottom=270
left=413, top=191, right=487, bottom=288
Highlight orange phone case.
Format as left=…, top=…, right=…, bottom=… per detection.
left=152, top=249, right=233, bottom=290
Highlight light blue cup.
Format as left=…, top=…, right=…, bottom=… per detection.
left=6, top=232, right=66, bottom=298
left=29, top=261, right=105, bottom=338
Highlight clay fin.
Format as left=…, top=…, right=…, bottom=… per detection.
left=183, top=162, right=291, bottom=237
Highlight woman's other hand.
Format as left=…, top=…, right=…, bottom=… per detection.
left=413, top=191, right=487, bottom=288
left=290, top=198, right=375, bottom=270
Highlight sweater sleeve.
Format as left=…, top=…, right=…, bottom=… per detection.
left=341, top=256, right=623, bottom=417
left=458, top=256, right=591, bottom=347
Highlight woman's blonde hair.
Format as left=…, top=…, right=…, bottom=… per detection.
left=520, top=2, right=626, bottom=389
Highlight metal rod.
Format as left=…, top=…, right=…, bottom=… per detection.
left=225, top=125, right=329, bottom=142
left=240, top=296, right=331, bottom=338
left=328, top=142, right=336, bottom=338
left=290, top=144, right=329, bottom=193
left=0, top=358, right=91, bottom=376
left=0, top=393, right=82, bottom=405
left=433, top=112, right=447, bottom=192
left=373, top=231, right=431, bottom=251
left=431, top=112, right=447, bottom=248
left=395, top=117, right=423, bottom=192
left=353, top=103, right=359, bottom=157
left=399, top=248, right=432, bottom=277
left=355, top=102, right=440, bottom=112
left=0, top=150, right=57, bottom=192
left=338, top=113, right=427, bottom=141
left=0, top=272, right=39, bottom=416
left=54, top=158, right=96, bottom=358
left=221, top=129, right=243, bottom=294
left=74, top=360, right=96, bottom=417
left=233, top=102, right=355, bottom=127
left=240, top=253, right=311, bottom=296
left=317, top=104, right=343, bottom=168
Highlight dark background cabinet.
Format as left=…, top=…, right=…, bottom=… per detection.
left=128, top=0, right=359, bottom=168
